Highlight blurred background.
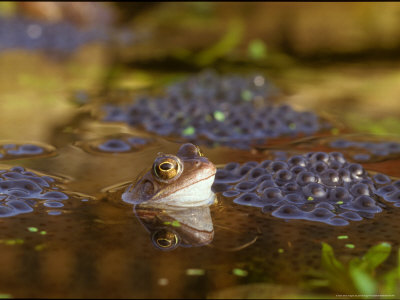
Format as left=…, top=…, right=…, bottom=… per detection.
left=0, top=1, right=400, bottom=143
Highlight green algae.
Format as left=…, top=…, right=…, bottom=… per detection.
left=186, top=269, right=205, bottom=276
left=233, top=268, right=248, bottom=277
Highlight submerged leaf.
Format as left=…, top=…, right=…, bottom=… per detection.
left=358, top=242, right=391, bottom=273
left=349, top=265, right=377, bottom=295
left=321, top=242, right=345, bottom=275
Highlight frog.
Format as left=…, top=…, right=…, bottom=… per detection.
left=122, top=143, right=217, bottom=209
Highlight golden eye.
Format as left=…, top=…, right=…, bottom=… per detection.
left=152, top=229, right=179, bottom=250
left=152, top=156, right=182, bottom=181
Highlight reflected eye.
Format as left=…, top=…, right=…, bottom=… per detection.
left=152, top=229, right=180, bottom=250
left=153, top=156, right=182, bottom=181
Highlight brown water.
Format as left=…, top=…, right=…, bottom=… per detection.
left=1, top=56, right=400, bottom=299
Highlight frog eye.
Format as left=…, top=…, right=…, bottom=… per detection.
left=152, top=229, right=180, bottom=251
left=153, top=156, right=182, bottom=181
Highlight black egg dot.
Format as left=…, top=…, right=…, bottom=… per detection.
left=290, top=166, right=306, bottom=175
left=243, top=161, right=258, bottom=168
left=284, top=193, right=305, bottom=204
left=303, top=183, right=327, bottom=198
left=373, top=173, right=391, bottom=185
left=311, top=161, right=328, bottom=173
left=287, top=155, right=307, bottom=167
left=237, top=165, right=253, bottom=177
left=269, top=161, right=288, bottom=173
left=271, top=204, right=305, bottom=219
left=234, top=193, right=262, bottom=207
left=259, top=160, right=272, bottom=169
left=320, top=169, right=340, bottom=186
left=255, top=174, right=273, bottom=184
left=282, top=182, right=300, bottom=193
left=98, top=139, right=131, bottom=152
left=350, top=183, right=370, bottom=197
left=338, top=168, right=351, bottom=183
left=310, top=152, right=330, bottom=164
left=328, top=187, right=352, bottom=202
left=391, top=180, right=400, bottom=189
left=235, top=181, right=258, bottom=192
left=348, top=163, right=364, bottom=179
left=215, top=170, right=229, bottom=180
left=257, top=180, right=277, bottom=193
left=296, top=171, right=317, bottom=186
left=376, top=185, right=396, bottom=197
left=224, top=162, right=240, bottom=171
left=211, top=182, right=230, bottom=193
left=262, top=187, right=283, bottom=201
left=307, top=207, right=335, bottom=220
left=328, top=152, right=346, bottom=164
left=249, top=167, right=266, bottom=180
left=386, top=190, right=400, bottom=202
left=274, top=169, right=293, bottom=182
left=351, top=195, right=382, bottom=213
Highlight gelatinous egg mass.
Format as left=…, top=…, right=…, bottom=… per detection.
left=330, top=139, right=400, bottom=161
left=76, top=135, right=152, bottom=154
left=0, top=142, right=55, bottom=160
left=0, top=15, right=109, bottom=55
left=0, top=166, right=69, bottom=218
left=212, top=151, right=397, bottom=226
left=102, top=71, right=330, bottom=149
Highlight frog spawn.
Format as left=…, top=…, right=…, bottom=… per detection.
left=211, top=151, right=398, bottom=226
left=0, top=142, right=55, bottom=160
left=0, top=166, right=69, bottom=217
left=103, top=71, right=329, bottom=149
left=330, top=139, right=400, bottom=161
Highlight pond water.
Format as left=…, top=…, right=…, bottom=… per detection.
left=0, top=53, right=400, bottom=298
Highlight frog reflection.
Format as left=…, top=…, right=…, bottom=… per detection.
left=134, top=205, right=214, bottom=251
left=122, top=143, right=217, bottom=250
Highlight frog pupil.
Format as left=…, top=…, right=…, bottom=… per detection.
left=160, top=162, right=173, bottom=171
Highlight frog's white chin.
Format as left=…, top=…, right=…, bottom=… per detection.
left=144, top=175, right=216, bottom=209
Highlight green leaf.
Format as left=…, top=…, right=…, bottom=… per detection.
left=349, top=265, right=377, bottom=295
left=321, top=242, right=345, bottom=275
left=359, top=242, right=391, bottom=273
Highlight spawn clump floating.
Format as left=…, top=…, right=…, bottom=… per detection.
left=212, top=151, right=398, bottom=225
left=330, top=139, right=400, bottom=161
left=0, top=166, right=69, bottom=217
left=0, top=15, right=108, bottom=55
left=103, top=70, right=331, bottom=149
left=0, top=142, right=55, bottom=160
left=75, top=135, right=153, bottom=155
